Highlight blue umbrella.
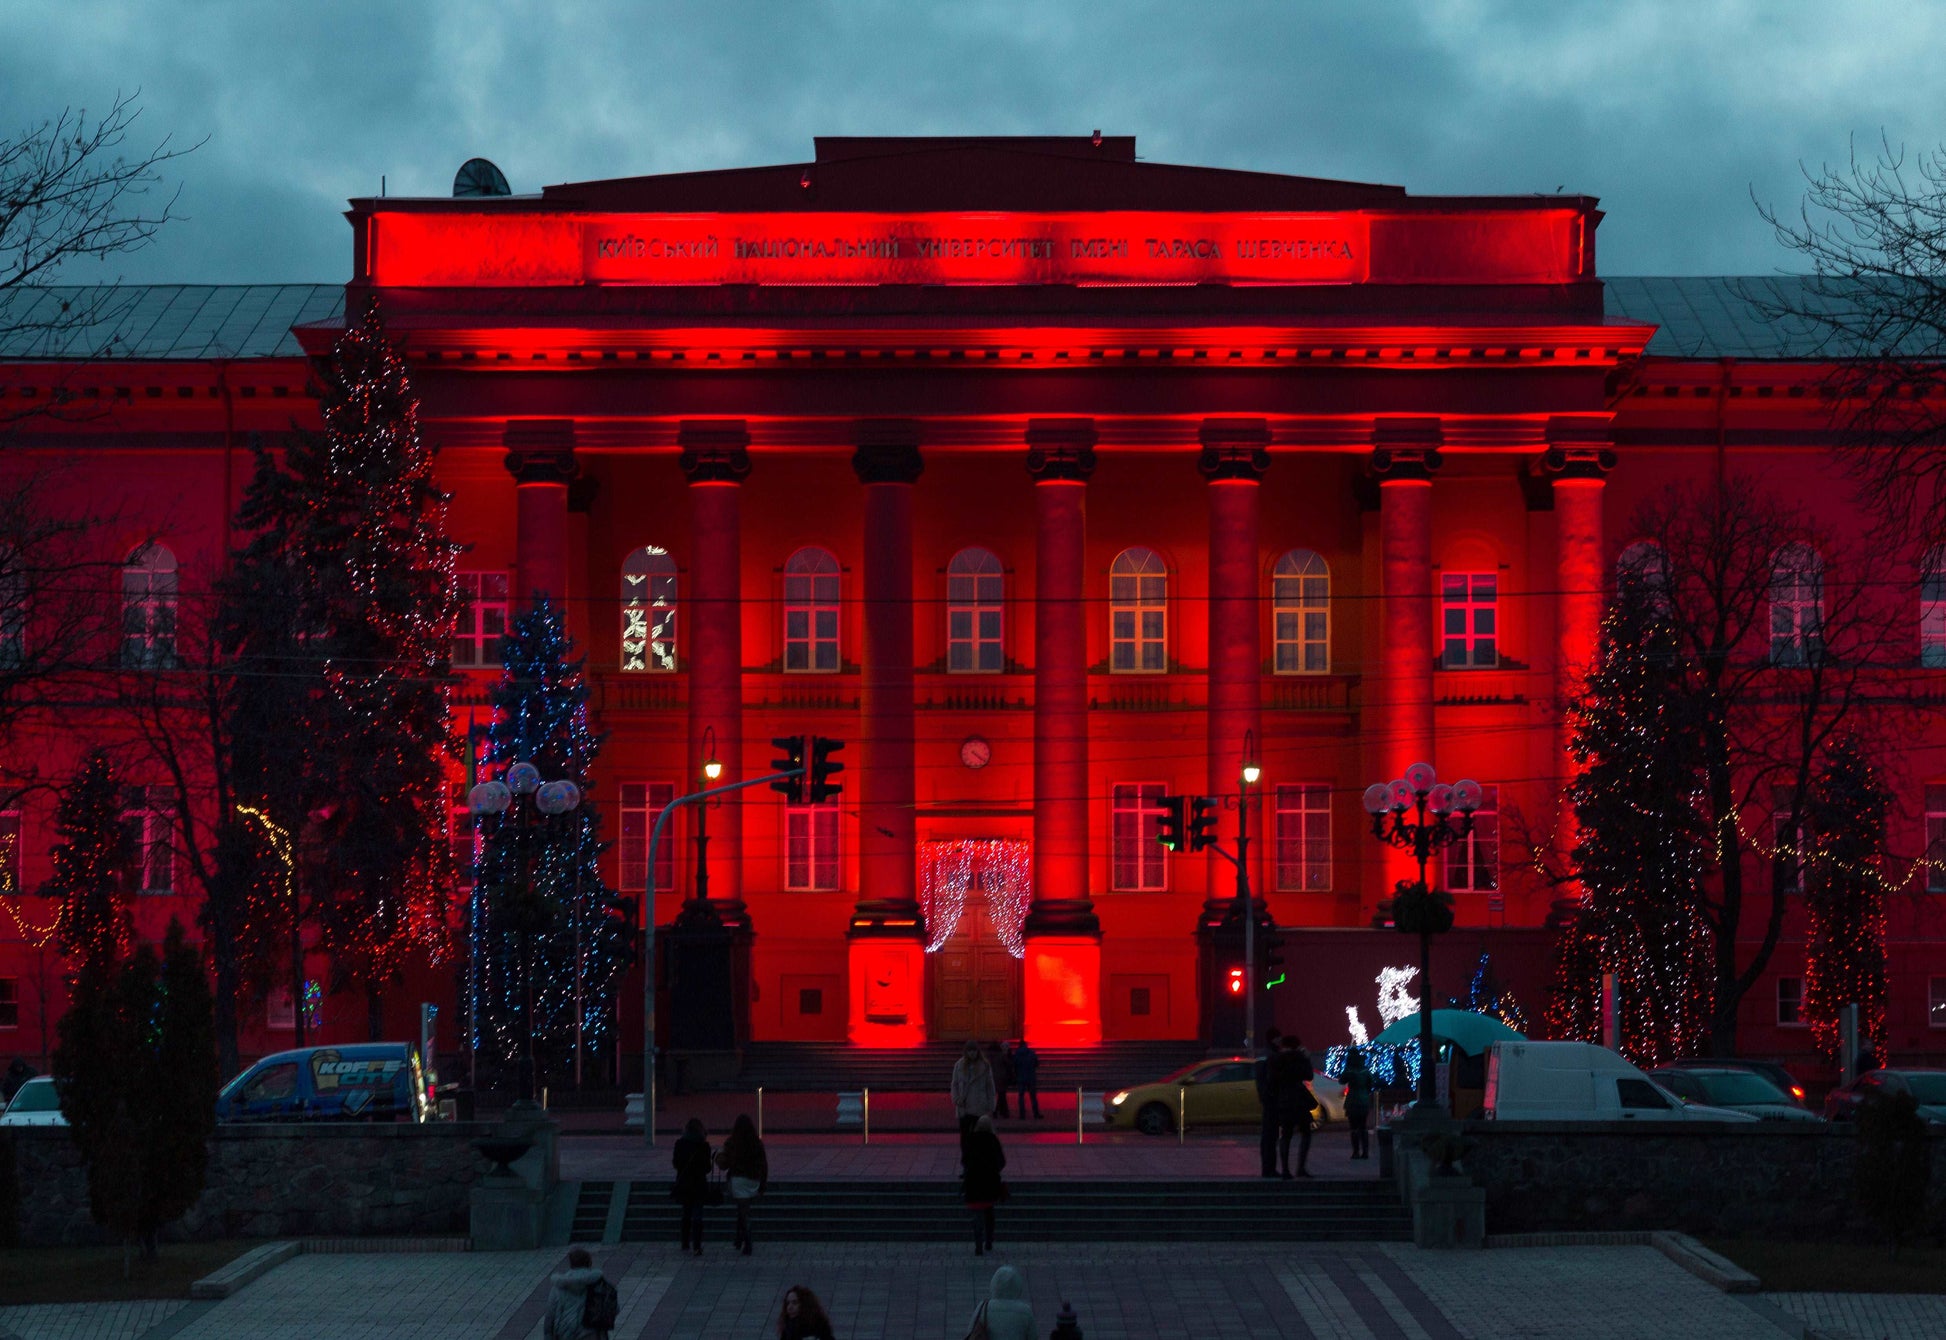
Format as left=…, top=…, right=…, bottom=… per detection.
left=1372, top=1009, right=1525, bottom=1055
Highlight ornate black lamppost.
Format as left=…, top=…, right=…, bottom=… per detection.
left=1362, top=763, right=1480, bottom=1113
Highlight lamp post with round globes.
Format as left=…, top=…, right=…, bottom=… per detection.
left=1361, top=763, right=1480, bottom=1114
left=469, top=760, right=582, bottom=1105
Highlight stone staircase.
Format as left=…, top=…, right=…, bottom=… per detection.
left=567, top=1177, right=1412, bottom=1243
left=725, top=1041, right=1212, bottom=1093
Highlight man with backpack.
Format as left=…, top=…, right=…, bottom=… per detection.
left=544, top=1246, right=619, bottom=1339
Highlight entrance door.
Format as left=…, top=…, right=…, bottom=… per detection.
left=930, top=901, right=1022, bottom=1041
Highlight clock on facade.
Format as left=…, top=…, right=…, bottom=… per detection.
left=960, top=736, right=992, bottom=770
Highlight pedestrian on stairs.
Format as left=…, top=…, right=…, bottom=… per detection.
left=1269, top=1034, right=1317, bottom=1179
left=716, top=1113, right=768, bottom=1255
left=991, top=1040, right=1016, bottom=1118
left=962, top=1114, right=1007, bottom=1255
left=671, top=1117, right=713, bottom=1255
left=952, top=1041, right=997, bottom=1158
left=1011, top=1040, right=1041, bottom=1118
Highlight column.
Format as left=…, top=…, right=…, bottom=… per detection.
left=679, top=421, right=750, bottom=922
left=1199, top=419, right=1270, bottom=917
left=1371, top=420, right=1441, bottom=898
left=1546, top=421, right=1615, bottom=877
left=847, top=421, right=926, bottom=1045
left=1022, top=419, right=1100, bottom=1045
left=504, top=420, right=575, bottom=613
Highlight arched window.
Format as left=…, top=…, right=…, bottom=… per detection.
left=947, top=547, right=1004, bottom=673
left=1110, top=546, right=1168, bottom=673
left=1272, top=549, right=1330, bottom=674
left=784, top=546, right=841, bottom=673
left=122, top=543, right=177, bottom=669
left=1770, top=542, right=1823, bottom=667
left=620, top=546, right=678, bottom=672
left=1922, top=545, right=1946, bottom=668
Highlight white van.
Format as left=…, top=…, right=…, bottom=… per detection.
left=1483, top=1041, right=1759, bottom=1122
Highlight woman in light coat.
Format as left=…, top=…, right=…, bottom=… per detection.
left=964, top=1265, right=1036, bottom=1340
left=542, top=1247, right=605, bottom=1340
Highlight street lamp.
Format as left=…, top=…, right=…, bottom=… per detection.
left=692, top=727, right=723, bottom=911
left=470, top=760, right=582, bottom=1104
left=1362, top=762, right=1480, bottom=1114
left=1238, top=732, right=1262, bottom=1052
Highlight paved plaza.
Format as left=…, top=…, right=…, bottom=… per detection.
left=7, top=1240, right=1946, bottom=1340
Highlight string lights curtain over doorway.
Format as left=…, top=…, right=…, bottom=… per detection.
left=920, top=839, right=1030, bottom=956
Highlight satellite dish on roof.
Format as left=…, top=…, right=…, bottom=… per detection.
left=453, top=158, right=511, bottom=198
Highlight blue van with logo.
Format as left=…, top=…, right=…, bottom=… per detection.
left=216, top=1043, right=429, bottom=1123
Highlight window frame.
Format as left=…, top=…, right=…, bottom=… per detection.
left=1777, top=975, right=1807, bottom=1028
left=1924, top=546, right=1946, bottom=668
left=946, top=547, right=1005, bottom=674
left=1925, top=784, right=1946, bottom=894
left=453, top=570, right=511, bottom=668
left=783, top=547, right=842, bottom=674
left=1272, top=549, right=1330, bottom=675
left=620, top=781, right=677, bottom=896
left=121, top=543, right=178, bottom=670
left=1273, top=783, right=1332, bottom=892
left=1110, top=782, right=1169, bottom=892
left=119, top=785, right=175, bottom=895
left=1442, top=783, right=1499, bottom=893
left=0, top=975, right=15, bottom=1030
left=1109, top=547, right=1168, bottom=675
left=0, top=808, right=19, bottom=896
left=1440, top=571, right=1499, bottom=670
left=784, top=803, right=841, bottom=891
left=620, top=546, right=679, bottom=673
left=1769, top=543, right=1824, bottom=668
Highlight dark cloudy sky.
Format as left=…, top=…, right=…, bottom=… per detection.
left=7, top=1, right=1937, bottom=284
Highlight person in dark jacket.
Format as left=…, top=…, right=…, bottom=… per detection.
left=716, top=1112, right=768, bottom=1255
left=961, top=1114, right=1006, bottom=1255
left=990, top=1040, right=1015, bottom=1118
left=1011, top=1040, right=1041, bottom=1118
left=1341, top=1047, right=1375, bottom=1159
left=776, top=1284, right=836, bottom=1340
left=1267, top=1034, right=1317, bottom=1178
left=671, top=1117, right=713, bottom=1254
left=1254, top=1027, right=1283, bottom=1177
left=3, top=1057, right=35, bottom=1103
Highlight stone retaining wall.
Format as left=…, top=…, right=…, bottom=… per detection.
left=4, top=1122, right=493, bottom=1246
left=1463, top=1121, right=1945, bottom=1240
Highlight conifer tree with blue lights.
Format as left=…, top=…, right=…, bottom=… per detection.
left=472, top=599, right=633, bottom=1088
left=1803, top=735, right=1890, bottom=1063
left=1548, top=567, right=1715, bottom=1065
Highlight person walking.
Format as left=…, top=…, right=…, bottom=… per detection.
left=962, top=1114, right=1007, bottom=1255
left=1254, top=1027, right=1283, bottom=1178
left=1341, top=1048, right=1375, bottom=1160
left=671, top=1117, right=713, bottom=1255
left=542, top=1247, right=610, bottom=1340
left=776, top=1284, right=836, bottom=1340
left=951, top=1041, right=996, bottom=1157
left=964, top=1264, right=1036, bottom=1340
left=1268, top=1034, right=1317, bottom=1178
left=716, top=1112, right=768, bottom=1255
left=1011, top=1040, right=1041, bottom=1119
left=991, top=1040, right=1015, bottom=1119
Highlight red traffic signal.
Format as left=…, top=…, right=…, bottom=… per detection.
left=1226, top=966, right=1246, bottom=997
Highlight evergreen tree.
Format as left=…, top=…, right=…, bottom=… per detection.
left=473, top=600, right=633, bottom=1090
left=1803, top=735, right=1891, bottom=1062
left=41, top=750, right=136, bottom=974
left=1548, top=569, right=1716, bottom=1065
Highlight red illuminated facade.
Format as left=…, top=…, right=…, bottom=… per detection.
left=3, top=136, right=1944, bottom=1071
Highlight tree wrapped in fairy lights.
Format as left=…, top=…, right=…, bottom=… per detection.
left=1547, top=567, right=1715, bottom=1065
left=1802, top=735, right=1890, bottom=1063
left=42, top=750, right=138, bottom=975
left=471, top=600, right=633, bottom=1087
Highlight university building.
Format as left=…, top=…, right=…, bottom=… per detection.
left=2, top=136, right=1942, bottom=1071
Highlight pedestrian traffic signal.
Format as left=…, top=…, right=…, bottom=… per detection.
left=1264, top=945, right=1287, bottom=990
left=808, top=736, right=845, bottom=804
left=1155, top=795, right=1188, bottom=851
left=769, top=735, right=807, bottom=804
left=1226, top=966, right=1246, bottom=997
left=1187, top=795, right=1219, bottom=852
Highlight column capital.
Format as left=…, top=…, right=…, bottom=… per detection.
left=852, top=419, right=924, bottom=484
left=1370, top=416, right=1443, bottom=481
left=503, top=420, right=577, bottom=484
left=1026, top=417, right=1098, bottom=482
left=1197, top=417, right=1271, bottom=481
left=678, top=419, right=752, bottom=484
left=1541, top=418, right=1617, bottom=480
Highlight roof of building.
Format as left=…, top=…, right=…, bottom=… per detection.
left=0, top=276, right=1908, bottom=362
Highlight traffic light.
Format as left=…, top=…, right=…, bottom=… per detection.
left=1226, top=966, right=1246, bottom=997
left=1155, top=795, right=1187, bottom=851
left=1187, top=795, right=1219, bottom=852
left=808, top=736, right=845, bottom=804
left=1264, top=944, right=1287, bottom=990
left=769, top=735, right=807, bottom=804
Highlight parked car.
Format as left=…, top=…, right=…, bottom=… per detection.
left=1660, top=1057, right=1809, bottom=1107
left=1483, top=1041, right=1758, bottom=1122
left=1822, top=1068, right=1946, bottom=1125
left=1649, top=1066, right=1824, bottom=1122
left=216, top=1043, right=429, bottom=1123
left=1104, top=1055, right=1347, bottom=1136
left=0, top=1076, right=66, bottom=1127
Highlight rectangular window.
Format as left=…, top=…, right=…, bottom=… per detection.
left=0, top=977, right=16, bottom=1029
left=1773, top=786, right=1805, bottom=895
left=0, top=809, right=19, bottom=895
left=1930, top=977, right=1946, bottom=1029
left=1110, top=783, right=1168, bottom=892
left=1924, top=560, right=1946, bottom=668
left=785, top=805, right=840, bottom=891
left=1274, top=784, right=1331, bottom=892
left=620, top=782, right=677, bottom=895
left=119, top=786, right=174, bottom=894
left=1443, top=784, right=1499, bottom=893
left=947, top=572, right=1004, bottom=672
left=1778, top=976, right=1806, bottom=1027
left=1441, top=573, right=1498, bottom=669
left=453, top=571, right=510, bottom=668
left=1928, top=785, right=1946, bottom=894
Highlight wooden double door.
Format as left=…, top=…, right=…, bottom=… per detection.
left=929, top=901, right=1022, bottom=1042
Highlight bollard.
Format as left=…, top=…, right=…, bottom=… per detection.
left=1076, top=1086, right=1083, bottom=1145
left=541, top=1086, right=549, bottom=1111
left=864, top=1086, right=871, bottom=1145
left=1179, top=1085, right=1186, bottom=1145
left=757, top=1086, right=764, bottom=1140
left=1050, top=1299, right=1083, bottom=1339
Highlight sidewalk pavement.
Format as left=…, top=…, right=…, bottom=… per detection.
left=19, top=1240, right=1946, bottom=1340
left=527, top=1087, right=1104, bottom=1136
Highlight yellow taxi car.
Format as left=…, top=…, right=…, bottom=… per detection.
left=1103, top=1056, right=1348, bottom=1136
